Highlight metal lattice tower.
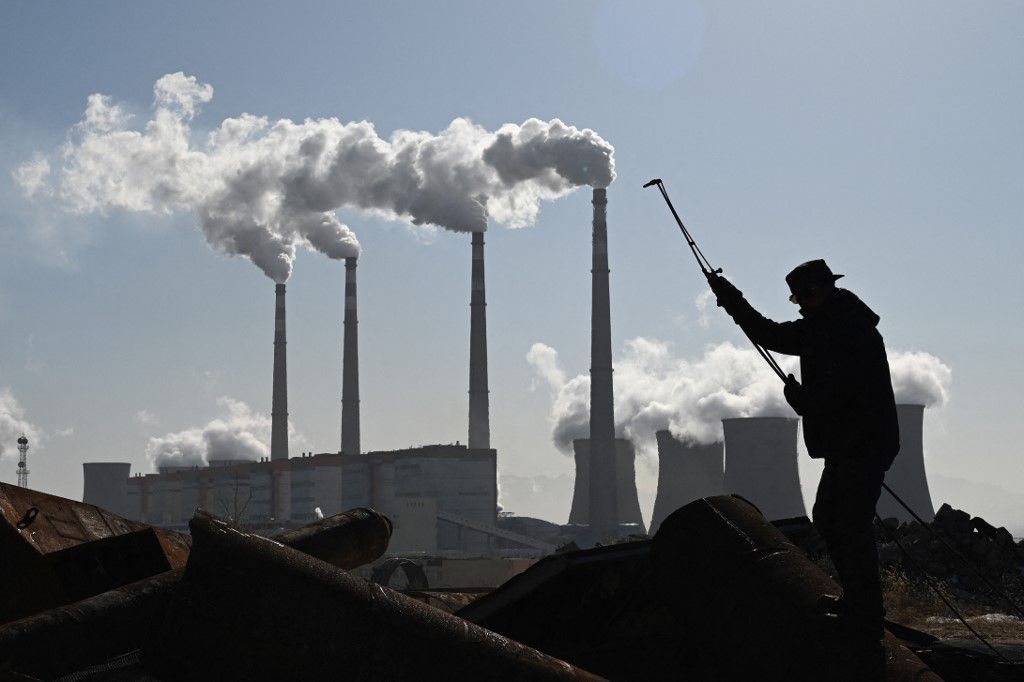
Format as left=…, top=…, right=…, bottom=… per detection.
left=16, top=434, right=29, bottom=488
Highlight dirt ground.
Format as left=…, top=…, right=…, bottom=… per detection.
left=883, top=568, right=1024, bottom=644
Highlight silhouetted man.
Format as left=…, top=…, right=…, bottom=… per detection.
left=708, top=259, right=900, bottom=639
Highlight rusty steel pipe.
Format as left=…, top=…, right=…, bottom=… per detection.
left=271, top=506, right=392, bottom=570
left=651, top=495, right=941, bottom=681
left=0, top=508, right=394, bottom=680
left=145, top=512, right=602, bottom=681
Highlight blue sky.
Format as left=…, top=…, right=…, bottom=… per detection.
left=1, top=2, right=1021, bottom=526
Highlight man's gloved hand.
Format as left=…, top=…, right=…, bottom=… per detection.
left=706, top=272, right=744, bottom=311
left=784, top=374, right=805, bottom=415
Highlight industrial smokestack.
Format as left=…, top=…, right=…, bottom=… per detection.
left=271, top=283, right=289, bottom=461
left=588, top=187, right=617, bottom=534
left=876, top=404, right=935, bottom=523
left=722, top=417, right=805, bottom=521
left=341, top=258, right=360, bottom=455
left=468, top=231, right=490, bottom=449
left=650, top=431, right=724, bottom=534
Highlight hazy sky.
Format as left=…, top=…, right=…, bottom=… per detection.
left=1, top=2, right=1021, bottom=527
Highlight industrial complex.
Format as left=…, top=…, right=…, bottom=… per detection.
left=80, top=188, right=939, bottom=561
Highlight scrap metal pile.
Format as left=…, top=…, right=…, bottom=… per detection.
left=0, top=483, right=1016, bottom=680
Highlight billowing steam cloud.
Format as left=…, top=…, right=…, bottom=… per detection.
left=145, top=397, right=300, bottom=470
left=17, top=72, right=615, bottom=282
left=529, top=339, right=798, bottom=455
left=0, top=388, right=41, bottom=459
left=889, top=350, right=952, bottom=407
left=529, top=339, right=953, bottom=456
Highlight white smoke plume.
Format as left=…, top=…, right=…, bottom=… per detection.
left=528, top=339, right=798, bottom=456
left=889, top=350, right=952, bottom=407
left=529, top=340, right=954, bottom=457
left=145, top=396, right=299, bottom=470
left=0, top=388, right=42, bottom=460
left=17, top=73, right=615, bottom=282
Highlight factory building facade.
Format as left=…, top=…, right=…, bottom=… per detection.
left=108, top=444, right=498, bottom=554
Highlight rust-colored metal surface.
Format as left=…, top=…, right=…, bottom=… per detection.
left=0, top=571, right=181, bottom=680
left=0, top=483, right=190, bottom=625
left=0, top=508, right=394, bottom=679
left=271, top=506, right=392, bottom=569
left=144, top=513, right=603, bottom=681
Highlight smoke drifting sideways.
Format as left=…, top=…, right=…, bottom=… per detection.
left=145, top=397, right=300, bottom=470
left=17, top=72, right=615, bottom=282
left=528, top=340, right=954, bottom=458
left=0, top=388, right=41, bottom=459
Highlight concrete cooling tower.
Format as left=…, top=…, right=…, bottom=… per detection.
left=82, top=462, right=132, bottom=518
left=722, top=417, right=806, bottom=521
left=876, top=404, right=935, bottom=523
left=650, top=431, right=724, bottom=535
left=568, top=438, right=646, bottom=533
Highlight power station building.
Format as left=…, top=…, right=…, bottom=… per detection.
left=84, top=228, right=561, bottom=557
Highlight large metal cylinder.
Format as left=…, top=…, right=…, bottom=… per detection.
left=82, top=462, right=132, bottom=518
left=650, top=432, right=723, bottom=534
left=273, top=507, right=392, bottom=569
left=651, top=495, right=940, bottom=680
left=876, top=404, right=935, bottom=523
left=0, top=507, right=396, bottom=679
left=723, top=416, right=806, bottom=520
left=145, top=513, right=601, bottom=681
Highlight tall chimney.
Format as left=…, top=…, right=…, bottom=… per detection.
left=588, top=188, right=618, bottom=535
left=341, top=257, right=361, bottom=455
left=270, top=283, right=289, bottom=461
left=468, top=231, right=490, bottom=449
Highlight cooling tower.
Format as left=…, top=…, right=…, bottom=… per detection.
left=568, top=438, right=645, bottom=533
left=650, top=431, right=724, bottom=534
left=468, top=231, right=490, bottom=449
left=876, top=404, right=935, bottom=523
left=588, top=187, right=618, bottom=535
left=723, top=417, right=806, bottom=521
left=82, top=462, right=131, bottom=518
left=271, top=283, right=289, bottom=461
left=341, top=257, right=360, bottom=455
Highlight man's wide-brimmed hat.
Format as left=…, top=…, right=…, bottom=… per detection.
left=786, top=259, right=844, bottom=292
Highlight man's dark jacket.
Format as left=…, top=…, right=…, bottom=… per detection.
left=725, top=288, right=900, bottom=471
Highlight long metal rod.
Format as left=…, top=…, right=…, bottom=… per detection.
left=644, top=178, right=787, bottom=383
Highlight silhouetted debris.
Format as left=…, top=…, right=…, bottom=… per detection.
left=462, top=495, right=941, bottom=681
left=0, top=483, right=189, bottom=626
left=0, top=505, right=395, bottom=680
left=144, top=512, right=600, bottom=681
left=402, top=589, right=488, bottom=614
